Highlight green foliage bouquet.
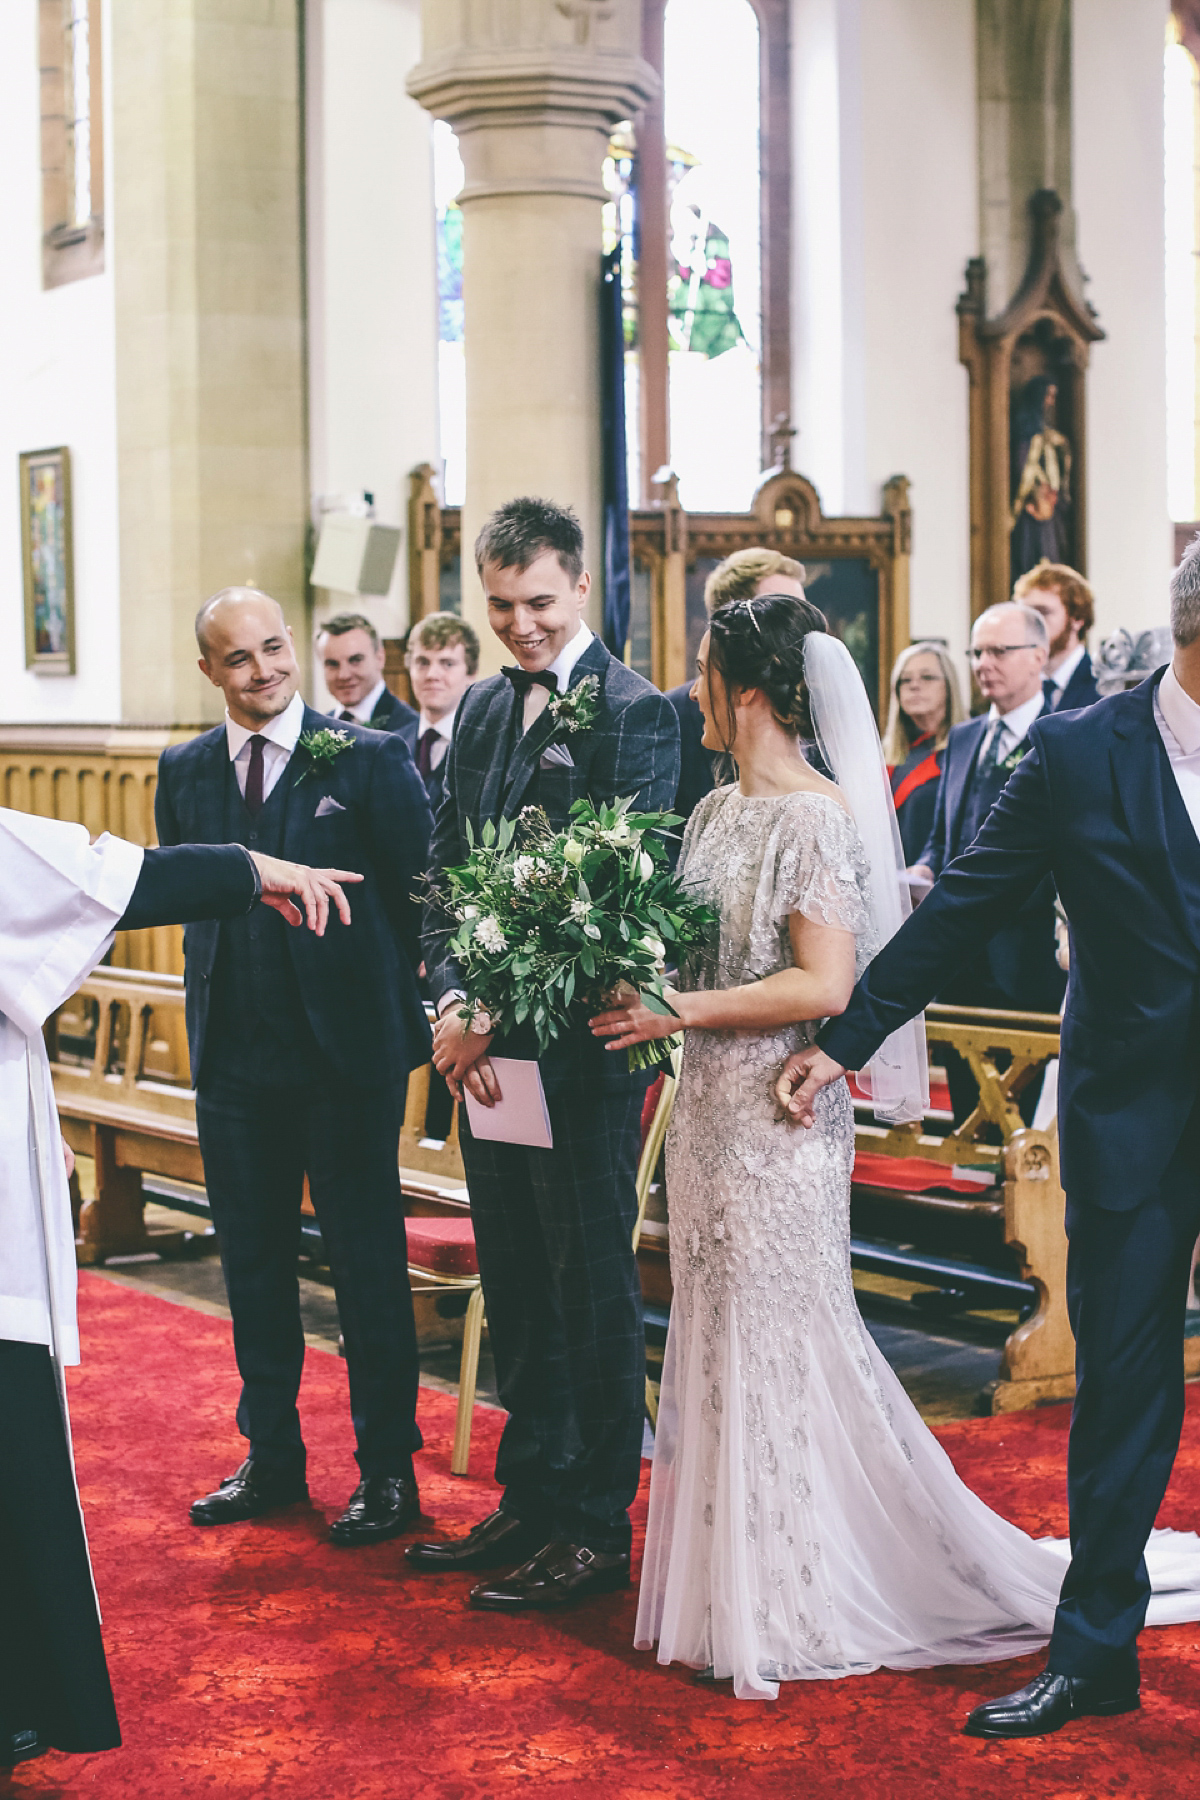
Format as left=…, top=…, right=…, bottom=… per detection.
left=436, top=798, right=717, bottom=1072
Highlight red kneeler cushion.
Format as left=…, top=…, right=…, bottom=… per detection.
left=851, top=1151, right=998, bottom=1198
left=405, top=1215, right=480, bottom=1278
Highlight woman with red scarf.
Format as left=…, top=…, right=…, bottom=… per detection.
left=883, top=642, right=964, bottom=864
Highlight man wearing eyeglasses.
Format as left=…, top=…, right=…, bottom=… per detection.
left=909, top=601, right=1065, bottom=1120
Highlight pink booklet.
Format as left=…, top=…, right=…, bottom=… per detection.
left=463, top=1057, right=554, bottom=1149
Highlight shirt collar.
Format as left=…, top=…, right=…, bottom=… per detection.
left=1050, top=643, right=1087, bottom=691
left=419, top=702, right=459, bottom=742
left=987, top=687, right=1045, bottom=744
left=225, top=688, right=306, bottom=760
left=332, top=678, right=387, bottom=725
left=546, top=624, right=594, bottom=693
left=1159, top=663, right=1200, bottom=756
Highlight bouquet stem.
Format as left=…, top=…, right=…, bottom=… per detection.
left=627, top=1032, right=683, bottom=1075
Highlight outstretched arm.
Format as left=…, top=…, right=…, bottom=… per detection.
left=119, top=844, right=362, bottom=935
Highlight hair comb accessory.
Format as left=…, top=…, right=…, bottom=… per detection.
left=732, top=597, right=764, bottom=636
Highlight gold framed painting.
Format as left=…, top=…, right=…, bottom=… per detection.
left=20, top=445, right=76, bottom=673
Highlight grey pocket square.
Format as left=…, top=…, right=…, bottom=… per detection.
left=539, top=743, right=575, bottom=770
left=315, top=794, right=347, bottom=817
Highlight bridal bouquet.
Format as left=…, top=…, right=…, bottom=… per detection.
left=434, top=798, right=717, bottom=1072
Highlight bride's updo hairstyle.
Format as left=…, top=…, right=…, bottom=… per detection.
left=706, top=591, right=829, bottom=751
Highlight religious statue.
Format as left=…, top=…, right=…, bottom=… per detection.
left=1009, top=375, right=1073, bottom=580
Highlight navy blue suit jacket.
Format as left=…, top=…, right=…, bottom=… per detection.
left=919, top=702, right=1064, bottom=1013
left=665, top=683, right=716, bottom=821
left=155, top=705, right=433, bottom=1086
left=396, top=711, right=449, bottom=817
left=1053, top=648, right=1100, bottom=713
left=822, top=672, right=1200, bottom=1211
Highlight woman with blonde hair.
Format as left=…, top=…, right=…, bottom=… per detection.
left=882, top=641, right=964, bottom=863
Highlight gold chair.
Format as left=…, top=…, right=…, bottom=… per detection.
left=408, top=1048, right=681, bottom=1476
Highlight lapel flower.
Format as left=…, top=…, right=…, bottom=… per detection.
left=547, top=674, right=600, bottom=735
left=999, top=742, right=1030, bottom=776
left=296, top=726, right=354, bottom=785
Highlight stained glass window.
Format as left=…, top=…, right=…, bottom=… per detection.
left=434, top=121, right=466, bottom=507
left=602, top=125, right=642, bottom=504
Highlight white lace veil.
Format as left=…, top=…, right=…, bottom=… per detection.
left=803, top=631, right=929, bottom=1125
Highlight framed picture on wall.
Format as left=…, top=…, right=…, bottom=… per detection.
left=20, top=446, right=76, bottom=674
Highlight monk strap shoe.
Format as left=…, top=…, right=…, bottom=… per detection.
left=468, top=1540, right=630, bottom=1611
left=189, top=1460, right=308, bottom=1526
left=963, top=1668, right=1140, bottom=1738
left=406, top=1507, right=547, bottom=1572
left=329, top=1474, right=420, bottom=1545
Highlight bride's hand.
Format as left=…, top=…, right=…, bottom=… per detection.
left=774, top=1047, right=846, bottom=1127
left=589, top=989, right=682, bottom=1053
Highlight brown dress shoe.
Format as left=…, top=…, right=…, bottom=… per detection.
left=468, top=1541, right=630, bottom=1611
left=406, top=1507, right=545, bottom=1572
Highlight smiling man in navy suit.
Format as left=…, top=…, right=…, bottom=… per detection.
left=156, top=589, right=432, bottom=1546
left=779, top=540, right=1200, bottom=1737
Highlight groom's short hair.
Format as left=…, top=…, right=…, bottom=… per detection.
left=1171, top=533, right=1200, bottom=647
left=475, top=497, right=584, bottom=586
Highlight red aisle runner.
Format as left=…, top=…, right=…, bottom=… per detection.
left=7, top=1273, right=1200, bottom=1800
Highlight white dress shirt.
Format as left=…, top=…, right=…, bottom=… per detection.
left=418, top=705, right=458, bottom=772
left=330, top=677, right=387, bottom=726
left=1154, top=664, right=1200, bottom=843
left=1047, top=643, right=1087, bottom=707
left=225, top=689, right=306, bottom=803
left=522, top=623, right=595, bottom=733
left=981, top=687, right=1046, bottom=763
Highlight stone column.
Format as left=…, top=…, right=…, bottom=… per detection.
left=408, top=1, right=655, bottom=672
left=111, top=0, right=308, bottom=725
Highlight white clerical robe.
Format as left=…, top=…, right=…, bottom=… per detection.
left=0, top=809, right=144, bottom=1367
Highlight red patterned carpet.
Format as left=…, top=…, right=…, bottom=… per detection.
left=6, top=1273, right=1200, bottom=1800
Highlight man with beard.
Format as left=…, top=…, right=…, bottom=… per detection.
left=1014, top=561, right=1100, bottom=714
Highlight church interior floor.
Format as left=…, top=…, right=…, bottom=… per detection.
left=91, top=1201, right=1010, bottom=1426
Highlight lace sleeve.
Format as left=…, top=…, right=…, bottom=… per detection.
left=763, top=796, right=871, bottom=938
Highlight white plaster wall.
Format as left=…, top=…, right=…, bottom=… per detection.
left=1074, top=0, right=1172, bottom=637
left=0, top=2, right=121, bottom=723
left=306, top=0, right=440, bottom=696
left=793, top=0, right=976, bottom=663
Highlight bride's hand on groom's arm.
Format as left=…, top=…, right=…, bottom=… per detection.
left=432, top=1006, right=501, bottom=1107
left=774, top=1048, right=846, bottom=1128
left=589, top=987, right=684, bottom=1054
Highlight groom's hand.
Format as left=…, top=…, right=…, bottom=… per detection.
left=433, top=1006, right=501, bottom=1107
left=249, top=852, right=363, bottom=935
left=774, top=1047, right=846, bottom=1127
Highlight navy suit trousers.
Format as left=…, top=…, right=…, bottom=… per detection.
left=1049, top=1104, right=1200, bottom=1677
left=458, top=1080, right=646, bottom=1555
left=195, top=1074, right=421, bottom=1480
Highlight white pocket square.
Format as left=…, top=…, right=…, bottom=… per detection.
left=539, top=743, right=575, bottom=770
left=315, top=794, right=346, bottom=817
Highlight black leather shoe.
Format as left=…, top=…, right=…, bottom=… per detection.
left=2, top=1729, right=49, bottom=1767
left=468, top=1540, right=630, bottom=1611
left=329, top=1474, right=420, bottom=1545
left=189, top=1460, right=309, bottom=1526
left=406, top=1507, right=547, bottom=1572
left=963, top=1668, right=1140, bottom=1738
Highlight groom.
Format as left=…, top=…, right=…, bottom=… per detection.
left=778, top=541, right=1200, bottom=1737
left=411, top=496, right=679, bottom=1609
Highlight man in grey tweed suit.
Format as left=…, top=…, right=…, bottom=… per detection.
left=408, top=498, right=680, bottom=1609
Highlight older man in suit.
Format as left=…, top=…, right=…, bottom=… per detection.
left=156, top=589, right=432, bottom=1545
left=778, top=539, right=1200, bottom=1738
left=408, top=498, right=679, bottom=1610
left=317, top=612, right=417, bottom=734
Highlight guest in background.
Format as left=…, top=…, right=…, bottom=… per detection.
left=1012, top=561, right=1100, bottom=713
left=666, top=548, right=808, bottom=821
left=399, top=612, right=480, bottom=814
left=159, top=588, right=433, bottom=1547
left=317, top=612, right=417, bottom=733
left=911, top=601, right=1064, bottom=1123
left=882, top=641, right=965, bottom=863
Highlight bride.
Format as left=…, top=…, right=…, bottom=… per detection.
left=589, top=592, right=1200, bottom=1705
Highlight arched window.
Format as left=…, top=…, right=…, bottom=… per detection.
left=434, top=120, right=466, bottom=508
left=40, top=0, right=104, bottom=287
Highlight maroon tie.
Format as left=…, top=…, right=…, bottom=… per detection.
left=417, top=727, right=438, bottom=781
left=245, top=735, right=266, bottom=816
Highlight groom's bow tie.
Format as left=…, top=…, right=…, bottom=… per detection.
left=501, top=665, right=559, bottom=698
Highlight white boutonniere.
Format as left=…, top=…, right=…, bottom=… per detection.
left=548, top=675, right=600, bottom=735
left=999, top=742, right=1030, bottom=776
left=296, top=727, right=354, bottom=785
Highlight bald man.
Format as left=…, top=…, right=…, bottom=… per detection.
left=155, top=589, right=433, bottom=1545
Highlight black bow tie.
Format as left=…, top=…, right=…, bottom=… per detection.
left=501, top=666, right=559, bottom=699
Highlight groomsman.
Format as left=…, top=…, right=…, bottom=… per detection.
left=1013, top=561, right=1101, bottom=713
left=317, top=612, right=417, bottom=733
left=911, top=601, right=1064, bottom=1121
left=157, top=588, right=433, bottom=1544
left=398, top=611, right=480, bottom=815
left=411, top=498, right=679, bottom=1609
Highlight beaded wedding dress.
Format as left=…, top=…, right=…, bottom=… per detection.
left=634, top=784, right=1200, bottom=1700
